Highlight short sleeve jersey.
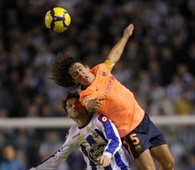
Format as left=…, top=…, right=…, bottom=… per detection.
left=80, top=63, right=145, bottom=137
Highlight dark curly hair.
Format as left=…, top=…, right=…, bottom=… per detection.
left=62, top=91, right=80, bottom=113
left=50, top=51, right=83, bottom=88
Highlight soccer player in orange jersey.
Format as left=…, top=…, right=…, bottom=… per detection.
left=50, top=23, right=174, bottom=170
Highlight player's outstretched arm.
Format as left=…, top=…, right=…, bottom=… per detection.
left=29, top=131, right=77, bottom=170
left=106, top=23, right=134, bottom=68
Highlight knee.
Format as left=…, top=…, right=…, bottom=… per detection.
left=162, top=157, right=174, bottom=170
left=169, top=157, right=174, bottom=169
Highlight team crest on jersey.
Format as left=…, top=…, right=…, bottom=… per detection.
left=99, top=70, right=106, bottom=76
left=83, top=96, right=91, bottom=104
left=88, top=144, right=106, bottom=162
left=92, top=132, right=99, bottom=139
left=135, top=144, right=142, bottom=152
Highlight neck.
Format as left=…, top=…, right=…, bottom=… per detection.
left=74, top=115, right=92, bottom=127
left=81, top=85, right=88, bottom=90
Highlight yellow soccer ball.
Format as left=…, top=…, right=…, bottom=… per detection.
left=45, top=7, right=71, bottom=33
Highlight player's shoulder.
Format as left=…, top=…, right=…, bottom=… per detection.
left=90, top=114, right=109, bottom=125
left=68, top=125, right=79, bottom=135
left=92, top=62, right=111, bottom=71
left=65, top=125, right=80, bottom=142
left=90, top=63, right=111, bottom=78
left=97, top=114, right=110, bottom=124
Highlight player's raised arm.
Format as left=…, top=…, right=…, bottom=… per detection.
left=105, top=23, right=134, bottom=69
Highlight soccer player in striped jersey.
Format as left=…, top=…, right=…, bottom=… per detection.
left=50, top=23, right=174, bottom=170
left=29, top=92, right=131, bottom=170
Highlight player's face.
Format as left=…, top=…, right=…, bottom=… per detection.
left=66, top=98, right=87, bottom=118
left=69, top=62, right=95, bottom=87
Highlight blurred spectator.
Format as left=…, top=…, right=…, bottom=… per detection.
left=148, top=60, right=162, bottom=87
left=187, top=153, right=195, bottom=170
left=174, top=89, right=192, bottom=116
left=166, top=74, right=182, bottom=102
left=0, top=108, right=9, bottom=117
left=170, top=142, right=186, bottom=170
left=159, top=46, right=176, bottom=86
left=148, top=87, right=174, bottom=116
left=0, top=144, right=25, bottom=170
left=176, top=64, right=194, bottom=86
left=136, top=70, right=151, bottom=110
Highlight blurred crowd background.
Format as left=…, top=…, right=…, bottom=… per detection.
left=0, top=0, right=195, bottom=169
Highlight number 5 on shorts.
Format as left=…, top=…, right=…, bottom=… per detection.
left=130, top=134, right=140, bottom=145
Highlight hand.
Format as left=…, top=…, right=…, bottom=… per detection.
left=123, top=23, right=134, bottom=39
left=96, top=155, right=111, bottom=167
left=86, top=98, right=105, bottom=112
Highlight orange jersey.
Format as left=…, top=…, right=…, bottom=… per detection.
left=80, top=63, right=145, bottom=137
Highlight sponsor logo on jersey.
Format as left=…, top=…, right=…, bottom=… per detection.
left=88, top=144, right=106, bottom=162
left=103, top=76, right=115, bottom=97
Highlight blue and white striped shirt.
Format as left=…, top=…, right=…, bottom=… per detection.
left=30, top=114, right=131, bottom=170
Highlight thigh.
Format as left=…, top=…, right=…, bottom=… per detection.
left=134, top=149, right=156, bottom=170
left=151, top=144, right=174, bottom=166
